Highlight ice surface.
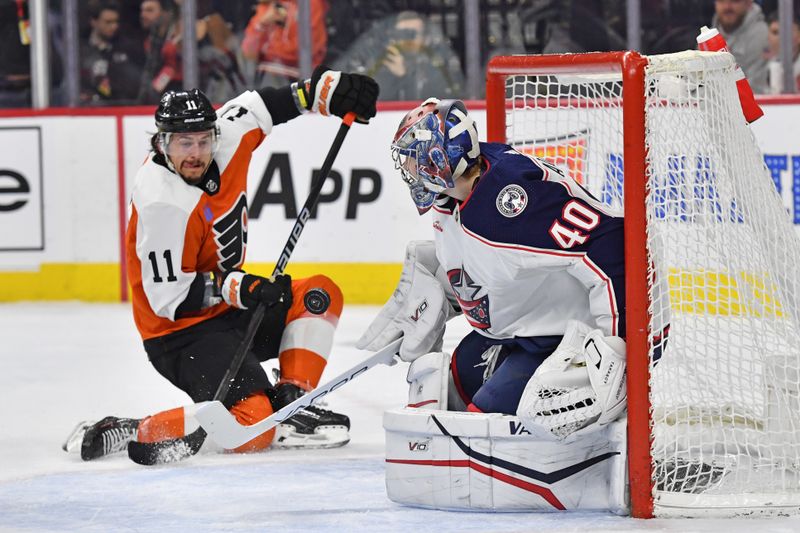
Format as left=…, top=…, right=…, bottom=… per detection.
left=1, top=302, right=799, bottom=532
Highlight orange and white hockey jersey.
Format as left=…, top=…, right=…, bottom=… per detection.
left=126, top=91, right=274, bottom=340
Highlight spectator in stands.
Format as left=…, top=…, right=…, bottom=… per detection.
left=241, top=0, right=329, bottom=86
left=710, top=0, right=769, bottom=93
left=138, top=0, right=180, bottom=104
left=177, top=0, right=245, bottom=102
left=765, top=11, right=800, bottom=93
left=0, top=0, right=31, bottom=107
left=81, top=0, right=142, bottom=104
left=334, top=11, right=464, bottom=101
left=528, top=0, right=627, bottom=54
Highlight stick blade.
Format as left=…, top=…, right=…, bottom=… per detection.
left=197, top=338, right=403, bottom=449
left=196, top=400, right=260, bottom=449
left=127, top=428, right=206, bottom=465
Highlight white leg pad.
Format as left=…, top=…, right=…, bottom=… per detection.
left=406, top=351, right=451, bottom=410
left=383, top=408, right=629, bottom=513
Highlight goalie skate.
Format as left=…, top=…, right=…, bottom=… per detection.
left=271, top=383, right=350, bottom=449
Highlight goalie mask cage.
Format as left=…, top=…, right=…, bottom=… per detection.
left=487, top=51, right=800, bottom=519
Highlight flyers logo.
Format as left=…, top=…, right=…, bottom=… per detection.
left=213, top=192, right=248, bottom=272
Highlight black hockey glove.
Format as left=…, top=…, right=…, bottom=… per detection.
left=221, top=271, right=293, bottom=311
left=304, top=65, right=379, bottom=124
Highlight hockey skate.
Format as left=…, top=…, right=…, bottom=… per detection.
left=62, top=420, right=94, bottom=453
left=73, top=416, right=140, bottom=461
left=272, top=383, right=350, bottom=449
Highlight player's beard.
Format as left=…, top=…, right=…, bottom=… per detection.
left=178, top=158, right=211, bottom=184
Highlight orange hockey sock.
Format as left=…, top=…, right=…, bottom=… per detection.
left=137, top=407, right=186, bottom=443
left=136, top=392, right=275, bottom=453
left=228, top=391, right=275, bottom=453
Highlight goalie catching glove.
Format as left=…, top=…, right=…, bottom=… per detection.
left=294, top=65, right=379, bottom=124
left=221, top=271, right=293, bottom=311
left=356, top=241, right=460, bottom=362
left=516, top=320, right=627, bottom=440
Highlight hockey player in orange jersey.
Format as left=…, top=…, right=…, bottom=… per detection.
left=64, top=66, right=379, bottom=462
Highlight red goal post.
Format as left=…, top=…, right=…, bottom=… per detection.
left=487, top=51, right=800, bottom=519
left=488, top=51, right=653, bottom=518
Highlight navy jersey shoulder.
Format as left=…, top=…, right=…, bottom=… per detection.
left=478, top=142, right=544, bottom=183
left=460, top=143, right=621, bottom=253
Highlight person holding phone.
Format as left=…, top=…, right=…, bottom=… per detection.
left=334, top=11, right=464, bottom=101
left=241, top=0, right=329, bottom=85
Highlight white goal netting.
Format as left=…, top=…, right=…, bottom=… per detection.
left=499, top=50, right=800, bottom=517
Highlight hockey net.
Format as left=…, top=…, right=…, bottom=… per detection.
left=487, top=51, right=800, bottom=518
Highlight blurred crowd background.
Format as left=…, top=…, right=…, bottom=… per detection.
left=1, top=0, right=798, bottom=109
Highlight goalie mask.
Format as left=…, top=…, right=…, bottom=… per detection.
left=155, top=89, right=220, bottom=176
left=391, top=98, right=480, bottom=214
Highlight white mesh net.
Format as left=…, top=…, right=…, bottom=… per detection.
left=499, top=50, right=800, bottom=517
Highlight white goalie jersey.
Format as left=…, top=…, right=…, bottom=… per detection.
left=432, top=143, right=626, bottom=340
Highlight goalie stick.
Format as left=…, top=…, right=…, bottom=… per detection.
left=196, top=338, right=402, bottom=449
left=128, top=112, right=358, bottom=465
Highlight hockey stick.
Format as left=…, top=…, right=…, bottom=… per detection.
left=128, top=112, right=358, bottom=465
left=214, top=111, right=358, bottom=404
left=196, top=338, right=402, bottom=449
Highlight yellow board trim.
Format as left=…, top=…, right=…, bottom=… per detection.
left=667, top=268, right=784, bottom=318
left=0, top=263, right=402, bottom=304
left=0, top=263, right=121, bottom=302
left=250, top=263, right=402, bottom=304
left=1, top=263, right=785, bottom=318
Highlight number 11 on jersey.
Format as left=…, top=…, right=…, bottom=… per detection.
left=148, top=250, right=178, bottom=283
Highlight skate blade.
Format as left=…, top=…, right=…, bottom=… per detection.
left=272, top=425, right=350, bottom=450
left=62, top=420, right=94, bottom=453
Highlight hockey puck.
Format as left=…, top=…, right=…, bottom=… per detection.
left=304, top=288, right=331, bottom=315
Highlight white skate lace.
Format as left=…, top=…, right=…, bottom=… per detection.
left=102, top=426, right=134, bottom=455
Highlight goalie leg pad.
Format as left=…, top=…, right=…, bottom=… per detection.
left=383, top=408, right=628, bottom=513
left=407, top=351, right=451, bottom=410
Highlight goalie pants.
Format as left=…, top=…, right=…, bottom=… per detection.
left=451, top=331, right=562, bottom=415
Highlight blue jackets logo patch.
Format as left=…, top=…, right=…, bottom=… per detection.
left=447, top=267, right=491, bottom=330
left=496, top=184, right=528, bottom=218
